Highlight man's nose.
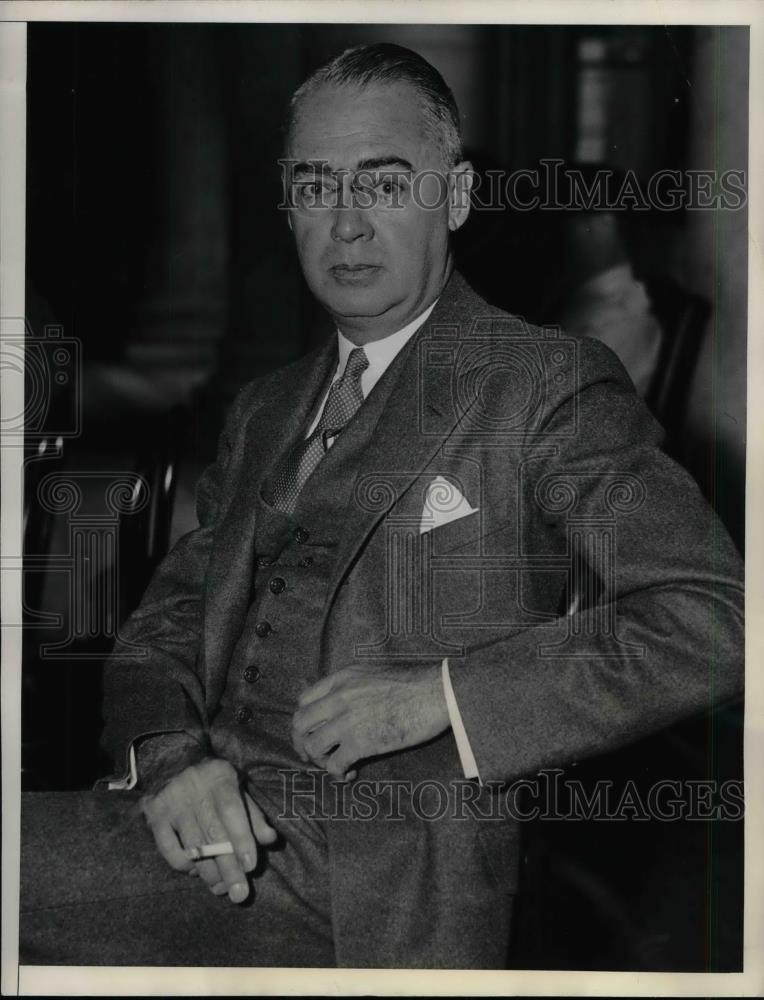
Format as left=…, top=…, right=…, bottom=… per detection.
left=331, top=201, right=373, bottom=242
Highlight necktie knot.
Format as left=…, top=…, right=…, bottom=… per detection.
left=316, top=346, right=368, bottom=438
left=343, top=346, right=369, bottom=381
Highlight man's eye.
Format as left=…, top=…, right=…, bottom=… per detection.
left=374, top=175, right=405, bottom=192
left=372, top=176, right=407, bottom=205
left=293, top=181, right=335, bottom=207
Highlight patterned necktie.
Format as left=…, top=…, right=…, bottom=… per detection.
left=269, top=346, right=369, bottom=514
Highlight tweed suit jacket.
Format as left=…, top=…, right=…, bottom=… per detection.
left=103, top=270, right=744, bottom=965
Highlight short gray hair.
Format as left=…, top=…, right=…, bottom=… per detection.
left=286, top=43, right=463, bottom=167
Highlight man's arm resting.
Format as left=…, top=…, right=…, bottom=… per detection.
left=448, top=343, right=744, bottom=784
left=134, top=732, right=210, bottom=793
left=101, top=384, right=258, bottom=780
left=290, top=662, right=483, bottom=781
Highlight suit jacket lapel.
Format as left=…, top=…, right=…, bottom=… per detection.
left=321, top=270, right=489, bottom=616
left=241, top=337, right=339, bottom=504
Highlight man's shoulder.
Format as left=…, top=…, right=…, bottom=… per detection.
left=443, top=270, right=633, bottom=387
left=226, top=341, right=331, bottom=417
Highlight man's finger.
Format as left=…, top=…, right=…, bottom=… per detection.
left=297, top=673, right=337, bottom=708
left=210, top=785, right=259, bottom=872
left=325, top=741, right=360, bottom=781
left=292, top=693, right=334, bottom=736
left=187, top=807, right=247, bottom=901
left=244, top=793, right=278, bottom=846
left=149, top=820, right=195, bottom=873
left=194, top=791, right=250, bottom=901
left=303, top=720, right=344, bottom=762
left=303, top=737, right=359, bottom=780
left=212, top=851, right=251, bottom=904
left=177, top=815, right=222, bottom=888
left=292, top=694, right=342, bottom=742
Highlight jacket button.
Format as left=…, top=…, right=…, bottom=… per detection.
left=243, top=665, right=260, bottom=684
left=269, top=577, right=286, bottom=594
left=236, top=705, right=253, bottom=724
left=255, top=620, right=272, bottom=638
left=298, top=555, right=313, bottom=567
left=293, top=527, right=309, bottom=543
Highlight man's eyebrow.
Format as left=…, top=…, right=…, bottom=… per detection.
left=290, top=157, right=415, bottom=177
left=291, top=160, right=334, bottom=178
left=356, top=156, right=414, bottom=172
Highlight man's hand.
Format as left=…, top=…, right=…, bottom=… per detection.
left=140, top=756, right=277, bottom=903
left=291, top=664, right=450, bottom=780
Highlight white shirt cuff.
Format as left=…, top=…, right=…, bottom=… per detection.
left=441, top=658, right=481, bottom=782
left=107, top=741, right=138, bottom=791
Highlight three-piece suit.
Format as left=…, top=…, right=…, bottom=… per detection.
left=20, top=271, right=744, bottom=968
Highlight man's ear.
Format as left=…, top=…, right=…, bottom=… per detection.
left=448, top=161, right=474, bottom=232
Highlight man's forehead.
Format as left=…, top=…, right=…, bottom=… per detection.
left=288, top=80, right=439, bottom=169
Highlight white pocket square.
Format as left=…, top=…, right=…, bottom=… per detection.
left=420, top=476, right=479, bottom=535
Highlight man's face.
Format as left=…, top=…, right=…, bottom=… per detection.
left=286, top=80, right=471, bottom=340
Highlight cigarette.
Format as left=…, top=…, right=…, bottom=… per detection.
left=186, top=840, right=235, bottom=861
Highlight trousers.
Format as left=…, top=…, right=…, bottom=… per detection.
left=19, top=786, right=335, bottom=967
left=20, top=777, right=517, bottom=969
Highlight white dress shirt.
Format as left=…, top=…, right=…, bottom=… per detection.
left=312, top=301, right=480, bottom=782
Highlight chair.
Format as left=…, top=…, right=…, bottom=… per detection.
left=116, top=404, right=188, bottom=623
left=643, top=277, right=711, bottom=455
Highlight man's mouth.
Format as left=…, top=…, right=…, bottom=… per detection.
left=330, top=264, right=382, bottom=283
left=331, top=264, right=380, bottom=272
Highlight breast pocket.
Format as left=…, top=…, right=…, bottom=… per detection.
left=424, top=508, right=482, bottom=556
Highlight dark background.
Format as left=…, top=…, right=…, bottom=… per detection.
left=22, top=22, right=747, bottom=972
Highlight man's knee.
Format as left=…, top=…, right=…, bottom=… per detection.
left=19, top=790, right=210, bottom=965
left=20, top=790, right=168, bottom=912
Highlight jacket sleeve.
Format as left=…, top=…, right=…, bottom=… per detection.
left=100, top=385, right=259, bottom=786
left=448, top=337, right=745, bottom=784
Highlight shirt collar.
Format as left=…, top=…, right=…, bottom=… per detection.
left=334, top=299, right=438, bottom=395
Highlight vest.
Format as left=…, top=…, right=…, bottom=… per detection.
left=208, top=335, right=418, bottom=784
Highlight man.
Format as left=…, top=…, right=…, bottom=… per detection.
left=21, top=43, right=743, bottom=969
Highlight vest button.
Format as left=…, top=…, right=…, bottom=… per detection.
left=257, top=555, right=272, bottom=568
left=293, top=527, right=310, bottom=543
left=243, top=665, right=260, bottom=684
left=298, top=555, right=313, bottom=567
left=236, top=705, right=254, bottom=724
left=255, top=620, right=272, bottom=638
left=269, top=577, right=286, bottom=594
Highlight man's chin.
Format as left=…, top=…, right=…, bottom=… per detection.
left=318, top=275, right=393, bottom=320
